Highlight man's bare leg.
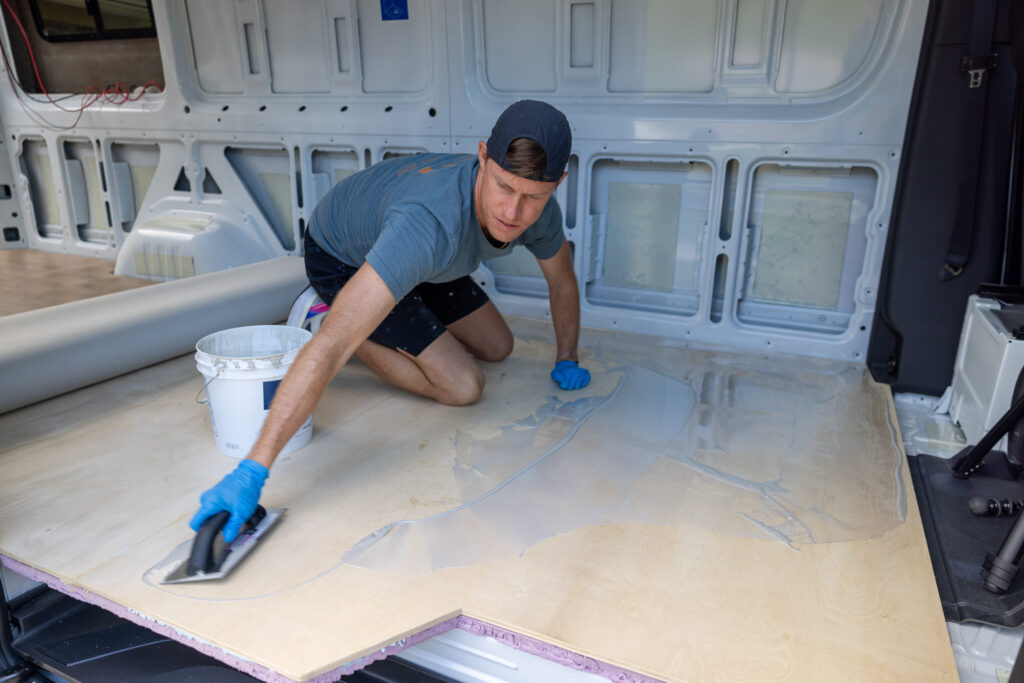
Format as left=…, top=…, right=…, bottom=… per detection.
left=354, top=332, right=483, bottom=405
left=352, top=301, right=513, bottom=405
left=445, top=301, right=514, bottom=362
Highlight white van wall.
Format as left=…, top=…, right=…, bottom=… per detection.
left=0, top=0, right=929, bottom=362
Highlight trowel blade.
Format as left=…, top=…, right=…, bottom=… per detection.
left=160, top=508, right=285, bottom=584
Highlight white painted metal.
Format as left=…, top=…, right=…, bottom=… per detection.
left=0, top=0, right=928, bottom=362
left=397, top=627, right=609, bottom=683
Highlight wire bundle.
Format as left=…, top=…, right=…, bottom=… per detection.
left=0, top=0, right=163, bottom=131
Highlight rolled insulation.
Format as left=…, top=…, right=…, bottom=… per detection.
left=0, top=256, right=309, bottom=414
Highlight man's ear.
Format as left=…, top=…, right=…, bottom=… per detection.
left=556, top=170, right=568, bottom=188
left=477, top=140, right=488, bottom=166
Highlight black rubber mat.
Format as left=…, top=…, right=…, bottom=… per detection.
left=910, top=451, right=1024, bottom=626
left=12, top=590, right=262, bottom=682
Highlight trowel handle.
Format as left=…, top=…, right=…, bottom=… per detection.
left=187, top=506, right=268, bottom=575
left=187, top=510, right=230, bottom=574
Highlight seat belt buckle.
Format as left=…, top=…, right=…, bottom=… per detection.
left=961, top=53, right=997, bottom=88
left=939, top=262, right=964, bottom=281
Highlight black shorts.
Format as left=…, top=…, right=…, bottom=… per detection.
left=303, top=230, right=490, bottom=357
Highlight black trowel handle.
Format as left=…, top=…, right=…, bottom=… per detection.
left=186, top=506, right=267, bottom=575
left=187, top=510, right=230, bottom=574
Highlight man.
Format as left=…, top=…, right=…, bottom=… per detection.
left=191, top=100, right=591, bottom=542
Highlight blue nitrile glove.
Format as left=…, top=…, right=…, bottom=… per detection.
left=550, top=360, right=591, bottom=390
left=189, top=459, right=269, bottom=543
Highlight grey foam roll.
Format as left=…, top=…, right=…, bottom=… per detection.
left=0, top=256, right=310, bottom=415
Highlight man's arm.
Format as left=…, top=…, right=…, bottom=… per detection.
left=537, top=238, right=581, bottom=362
left=536, top=239, right=589, bottom=390
left=247, top=261, right=396, bottom=469
left=191, top=262, right=396, bottom=541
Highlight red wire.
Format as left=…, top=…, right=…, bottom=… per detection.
left=0, top=0, right=163, bottom=120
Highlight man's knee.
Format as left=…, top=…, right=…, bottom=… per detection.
left=474, top=332, right=513, bottom=363
left=436, top=364, right=485, bottom=406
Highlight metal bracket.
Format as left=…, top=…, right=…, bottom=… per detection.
left=961, top=53, right=997, bottom=89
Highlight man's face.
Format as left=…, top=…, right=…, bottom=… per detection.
left=475, top=140, right=563, bottom=244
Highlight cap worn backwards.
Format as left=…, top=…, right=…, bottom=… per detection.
left=485, top=100, right=572, bottom=183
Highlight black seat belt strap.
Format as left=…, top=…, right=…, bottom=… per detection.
left=941, top=0, right=999, bottom=281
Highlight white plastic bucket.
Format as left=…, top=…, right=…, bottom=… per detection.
left=195, top=325, right=313, bottom=458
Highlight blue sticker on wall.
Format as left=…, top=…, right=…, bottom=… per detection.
left=381, top=0, right=408, bottom=21
left=263, top=379, right=281, bottom=410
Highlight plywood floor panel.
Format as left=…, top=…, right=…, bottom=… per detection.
left=0, top=317, right=956, bottom=682
left=0, top=249, right=153, bottom=316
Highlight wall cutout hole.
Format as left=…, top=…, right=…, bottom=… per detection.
left=710, top=254, right=728, bottom=323
left=340, top=105, right=348, bottom=112
left=428, top=108, right=436, bottom=117
left=299, top=105, right=306, bottom=112
left=259, top=105, right=267, bottom=112
left=2, top=227, right=19, bottom=242
left=173, top=167, right=191, bottom=192
left=719, top=159, right=739, bottom=240
left=0, top=185, right=11, bottom=200
left=384, top=105, right=393, bottom=112
left=222, top=105, right=229, bottom=112
left=184, top=106, right=191, bottom=114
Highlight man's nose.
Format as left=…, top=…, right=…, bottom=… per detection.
left=504, top=196, right=523, bottom=221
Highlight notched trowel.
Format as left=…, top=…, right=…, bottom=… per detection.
left=160, top=505, right=284, bottom=584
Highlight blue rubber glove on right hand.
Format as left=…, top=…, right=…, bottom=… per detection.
left=189, top=459, right=268, bottom=543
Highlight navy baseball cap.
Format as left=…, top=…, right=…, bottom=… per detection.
left=486, top=100, right=571, bottom=183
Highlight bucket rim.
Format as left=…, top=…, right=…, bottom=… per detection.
left=195, top=324, right=312, bottom=361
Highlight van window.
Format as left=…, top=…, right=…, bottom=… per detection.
left=29, top=0, right=155, bottom=42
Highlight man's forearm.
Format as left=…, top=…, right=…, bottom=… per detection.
left=245, top=337, right=347, bottom=470
left=549, top=278, right=581, bottom=362
left=246, top=262, right=396, bottom=471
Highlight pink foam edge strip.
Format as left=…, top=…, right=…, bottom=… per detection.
left=1, top=555, right=662, bottom=683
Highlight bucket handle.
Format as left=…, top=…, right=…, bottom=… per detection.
left=195, top=368, right=223, bottom=405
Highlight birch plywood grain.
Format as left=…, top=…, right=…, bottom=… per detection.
left=0, top=318, right=956, bottom=682
left=0, top=249, right=152, bottom=316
